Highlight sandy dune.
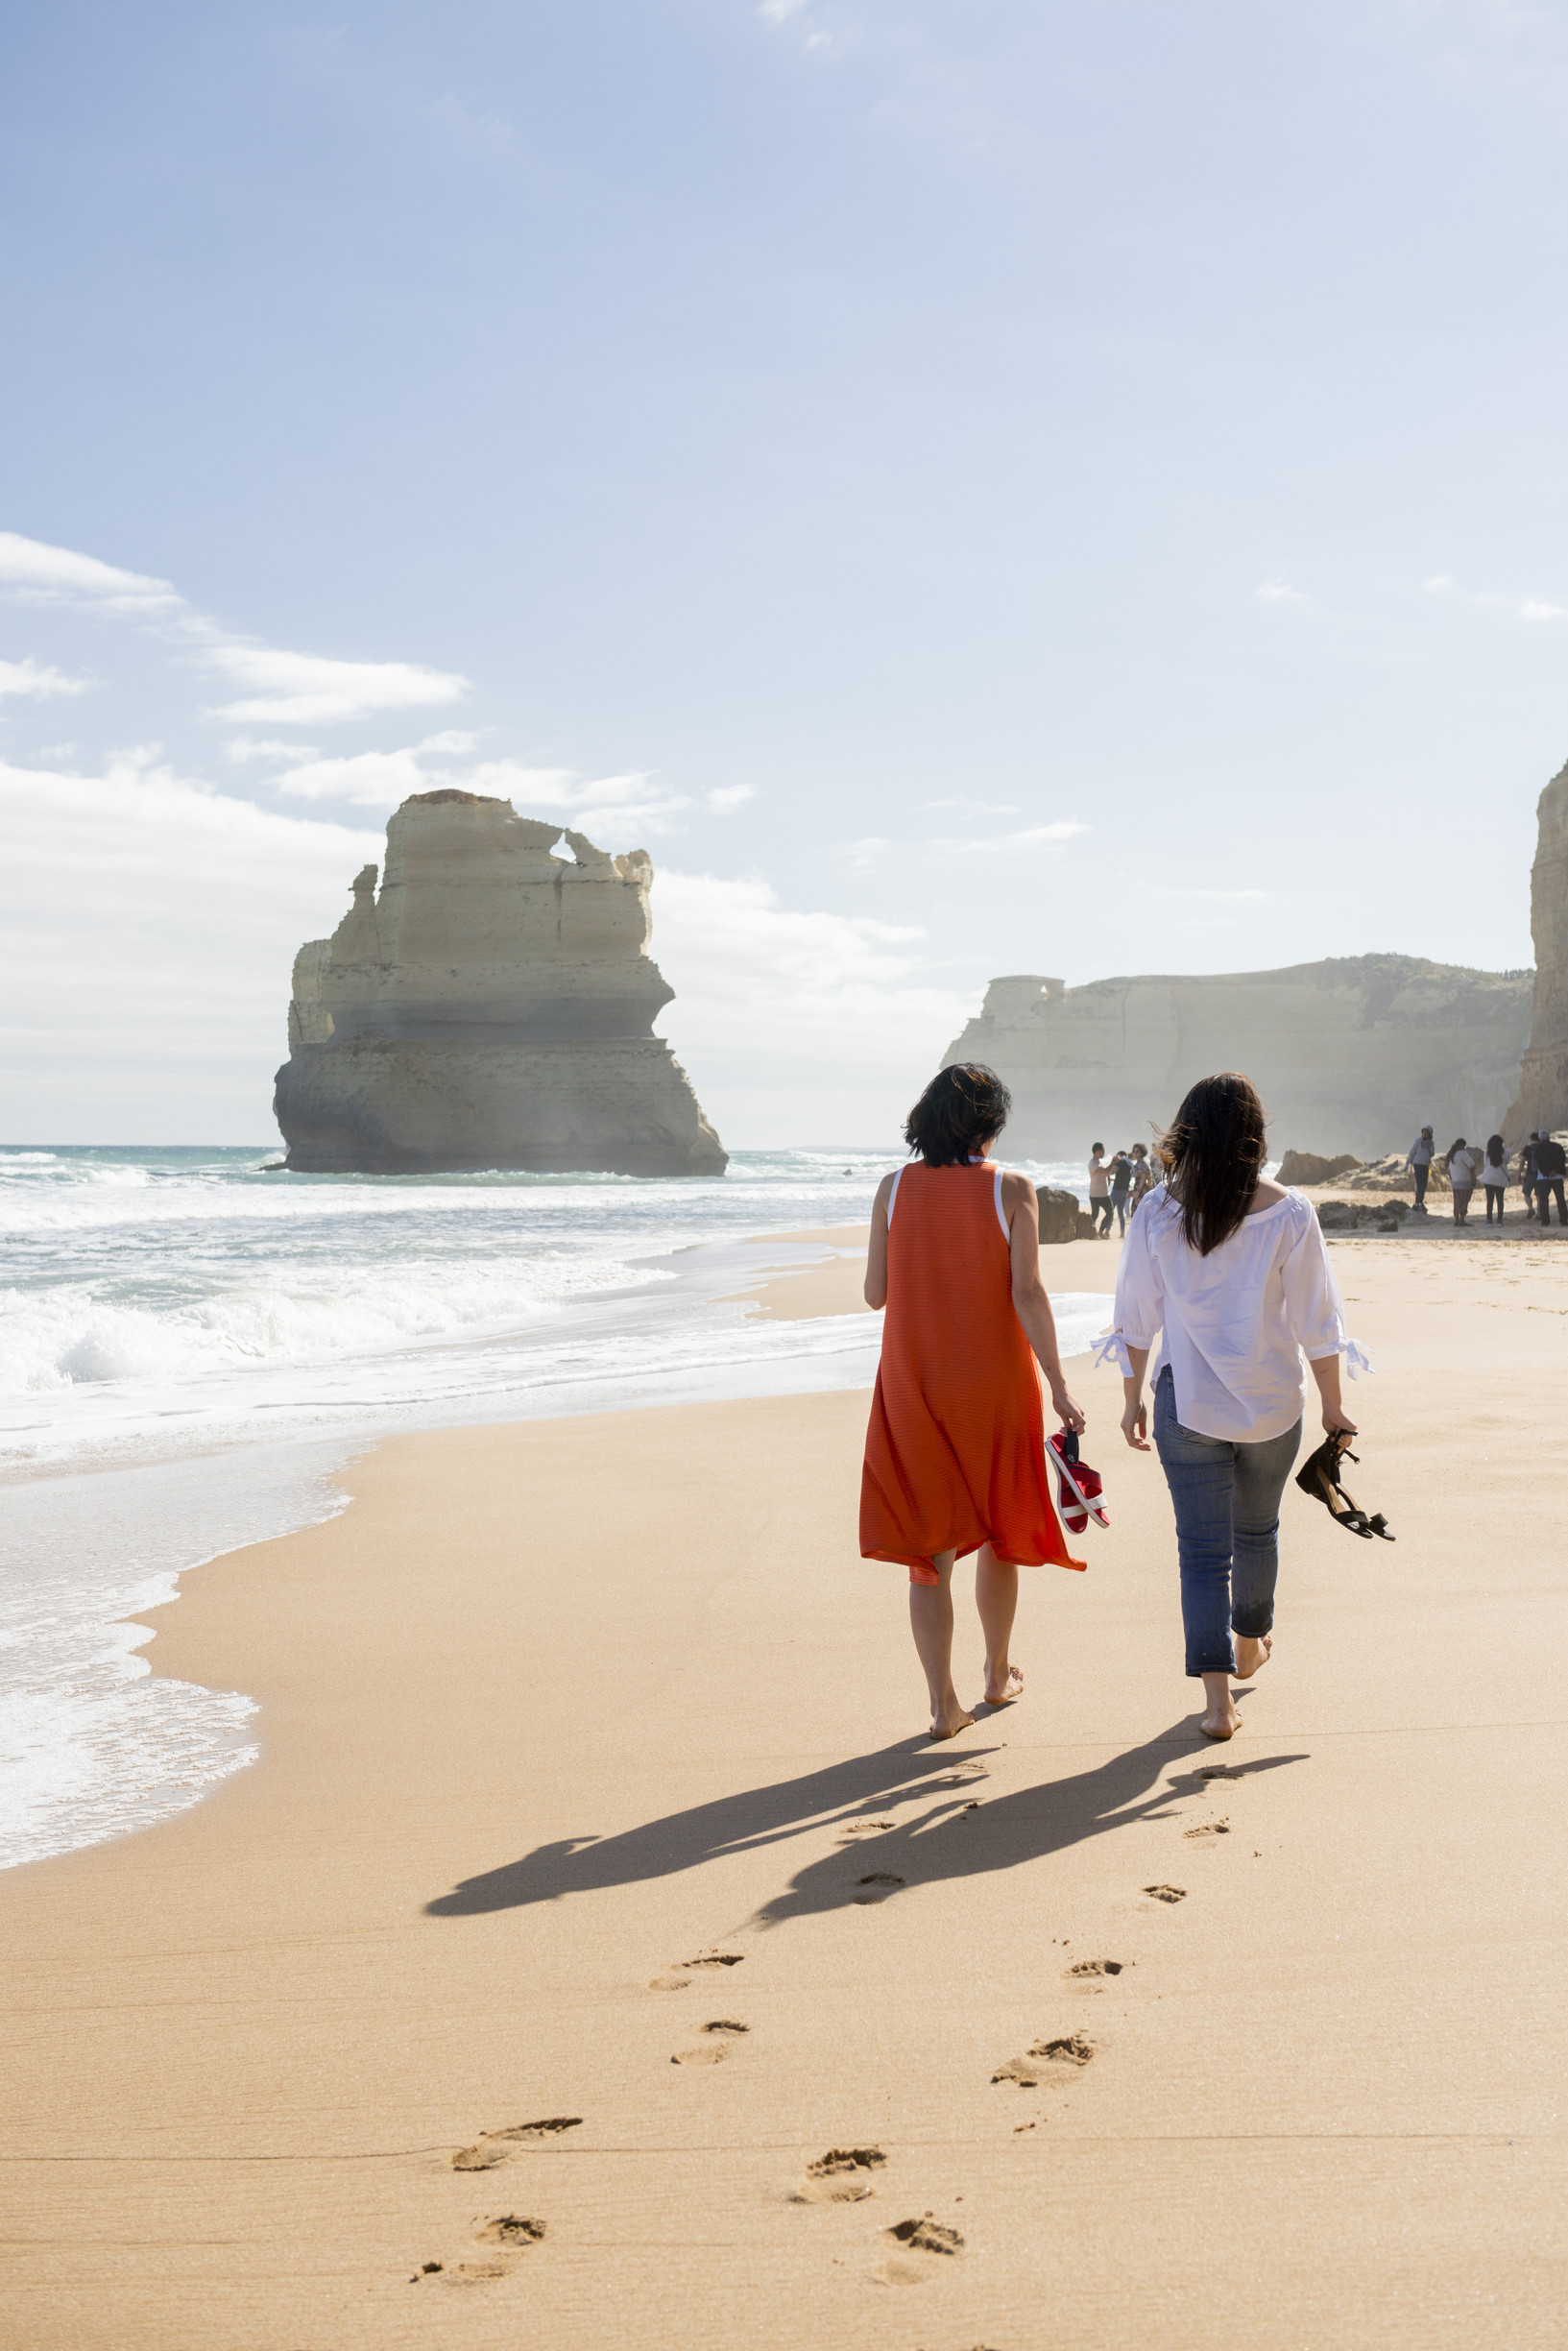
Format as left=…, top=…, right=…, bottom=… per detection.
left=0, top=1233, right=1563, bottom=2349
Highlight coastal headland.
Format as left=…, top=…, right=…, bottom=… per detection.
left=1, top=1230, right=1562, bottom=2350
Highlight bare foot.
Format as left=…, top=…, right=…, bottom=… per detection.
left=929, top=1708, right=976, bottom=1741
left=1198, top=1668, right=1238, bottom=1739
left=984, top=1664, right=1024, bottom=1707
left=1233, top=1634, right=1272, bottom=1681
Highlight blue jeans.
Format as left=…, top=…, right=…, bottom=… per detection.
left=1152, top=1368, right=1302, bottom=1678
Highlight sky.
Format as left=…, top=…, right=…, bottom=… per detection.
left=3, top=0, right=1566, bottom=1148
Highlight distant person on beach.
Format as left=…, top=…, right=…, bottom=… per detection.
left=1482, top=1134, right=1509, bottom=1227
left=1088, top=1144, right=1113, bottom=1234
left=1405, top=1126, right=1435, bottom=1208
left=1109, top=1149, right=1134, bottom=1236
left=1534, top=1130, right=1567, bottom=1226
left=860, top=1063, right=1087, bottom=1740
left=1100, top=1072, right=1363, bottom=1741
left=1444, top=1137, right=1477, bottom=1225
left=1518, top=1134, right=1541, bottom=1219
left=1128, top=1142, right=1154, bottom=1209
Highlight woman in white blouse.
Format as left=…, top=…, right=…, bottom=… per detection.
left=1099, top=1074, right=1365, bottom=1739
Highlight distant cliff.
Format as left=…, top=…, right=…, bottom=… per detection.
left=274, top=791, right=726, bottom=1176
left=1506, top=758, right=1568, bottom=1141
left=942, top=955, right=1532, bottom=1160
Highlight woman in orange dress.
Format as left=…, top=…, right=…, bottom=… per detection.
left=860, top=1062, right=1087, bottom=1738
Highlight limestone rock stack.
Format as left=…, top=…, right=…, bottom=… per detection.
left=273, top=791, right=726, bottom=1176
left=1505, top=758, right=1568, bottom=1141
left=943, top=956, right=1532, bottom=1161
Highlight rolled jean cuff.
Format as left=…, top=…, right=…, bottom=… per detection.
left=1186, top=1637, right=1236, bottom=1678
left=1230, top=1601, right=1274, bottom=1639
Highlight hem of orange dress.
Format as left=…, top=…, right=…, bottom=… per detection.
left=860, top=1542, right=1087, bottom=1577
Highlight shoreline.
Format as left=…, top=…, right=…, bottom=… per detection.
left=1, top=1237, right=1564, bottom=2345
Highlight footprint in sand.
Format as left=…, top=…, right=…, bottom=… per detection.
left=410, top=2215, right=546, bottom=2284
left=1184, top=1820, right=1230, bottom=1840
left=838, top=1818, right=895, bottom=1839
left=1067, top=1958, right=1127, bottom=1978
left=792, top=2145, right=886, bottom=2202
left=475, top=2215, right=546, bottom=2247
left=1143, top=1883, right=1187, bottom=1903
left=450, top=2118, right=582, bottom=2171
left=991, top=2032, right=1096, bottom=2088
left=673, top=2021, right=751, bottom=2065
left=875, top=2213, right=964, bottom=2285
left=853, top=1872, right=905, bottom=1904
left=648, top=1953, right=746, bottom=1991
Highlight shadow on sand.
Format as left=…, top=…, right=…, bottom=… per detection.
left=423, top=1718, right=1309, bottom=1929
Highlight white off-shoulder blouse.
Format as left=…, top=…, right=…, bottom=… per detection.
left=1095, top=1184, right=1370, bottom=1443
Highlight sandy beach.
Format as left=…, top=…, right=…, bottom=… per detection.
left=2, top=1228, right=1564, bottom=2350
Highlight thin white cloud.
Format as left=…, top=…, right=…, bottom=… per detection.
left=833, top=836, right=891, bottom=874
left=260, top=738, right=695, bottom=834
left=1418, top=573, right=1568, bottom=624
left=457, top=758, right=691, bottom=836
left=202, top=637, right=469, bottom=726
left=928, top=820, right=1090, bottom=855
left=275, top=744, right=436, bottom=804
left=0, top=656, right=89, bottom=701
left=1256, top=580, right=1313, bottom=608
left=0, top=531, right=181, bottom=616
left=0, top=532, right=470, bottom=726
left=760, top=0, right=808, bottom=21
left=418, top=729, right=482, bottom=754
left=706, top=785, right=757, bottom=813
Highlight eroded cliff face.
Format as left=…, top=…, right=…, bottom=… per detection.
left=1505, top=760, right=1568, bottom=1142
left=274, top=791, right=726, bottom=1176
left=943, top=955, right=1532, bottom=1161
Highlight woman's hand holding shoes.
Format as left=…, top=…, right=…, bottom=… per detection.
left=1051, top=1385, right=1087, bottom=1435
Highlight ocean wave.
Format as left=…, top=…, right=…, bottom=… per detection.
left=0, top=1252, right=671, bottom=1394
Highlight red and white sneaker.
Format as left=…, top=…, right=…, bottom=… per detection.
left=1048, top=1430, right=1108, bottom=1532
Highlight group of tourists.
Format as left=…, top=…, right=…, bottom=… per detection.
left=1086, top=1141, right=1153, bottom=1235
left=860, top=1063, right=1362, bottom=1743
left=1407, top=1125, right=1567, bottom=1225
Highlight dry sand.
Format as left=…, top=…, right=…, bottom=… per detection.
left=2, top=1231, right=1565, bottom=2349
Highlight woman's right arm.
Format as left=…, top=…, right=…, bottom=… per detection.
left=863, top=1173, right=894, bottom=1309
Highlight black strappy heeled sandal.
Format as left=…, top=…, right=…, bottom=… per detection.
left=1294, top=1435, right=1395, bottom=1541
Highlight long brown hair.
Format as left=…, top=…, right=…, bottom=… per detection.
left=1159, top=1073, right=1268, bottom=1256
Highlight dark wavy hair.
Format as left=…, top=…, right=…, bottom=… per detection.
left=1159, top=1072, right=1268, bottom=1256
left=905, top=1062, right=1011, bottom=1168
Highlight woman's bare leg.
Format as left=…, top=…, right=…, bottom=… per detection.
left=975, top=1544, right=1024, bottom=1705
left=908, top=1552, right=974, bottom=1739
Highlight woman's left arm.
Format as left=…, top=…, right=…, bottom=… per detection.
left=1002, top=1172, right=1086, bottom=1432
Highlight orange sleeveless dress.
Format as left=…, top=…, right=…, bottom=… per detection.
left=859, top=1159, right=1085, bottom=1584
